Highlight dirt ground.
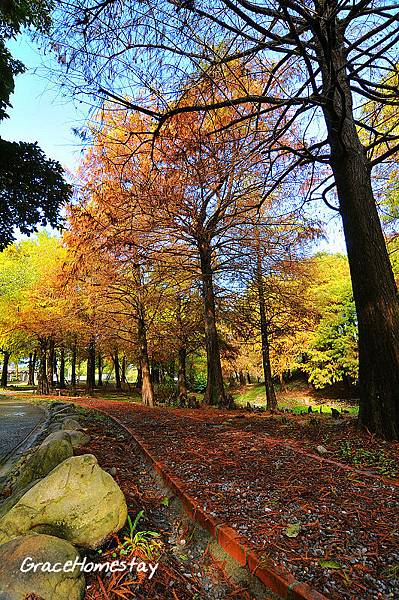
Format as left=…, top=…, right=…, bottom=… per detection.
left=75, top=399, right=399, bottom=600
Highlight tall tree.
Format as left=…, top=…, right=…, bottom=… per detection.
left=54, top=0, right=399, bottom=438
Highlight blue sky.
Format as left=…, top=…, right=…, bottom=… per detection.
left=1, top=37, right=86, bottom=174
left=1, top=37, right=346, bottom=254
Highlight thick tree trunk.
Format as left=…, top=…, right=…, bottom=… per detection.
left=86, top=338, right=96, bottom=391
left=59, top=346, right=66, bottom=388
left=199, top=242, right=227, bottom=406
left=97, top=352, right=103, bottom=386
left=256, top=255, right=277, bottom=410
left=178, top=346, right=188, bottom=395
left=71, top=340, right=77, bottom=388
left=47, top=338, right=55, bottom=389
left=37, top=338, right=49, bottom=394
left=319, top=30, right=399, bottom=439
left=1, top=351, right=10, bottom=387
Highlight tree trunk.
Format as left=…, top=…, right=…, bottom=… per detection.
left=113, top=350, right=121, bottom=390
left=97, top=352, right=103, bottom=386
left=136, top=364, right=142, bottom=388
left=178, top=346, right=188, bottom=395
left=37, top=338, right=49, bottom=394
left=319, top=28, right=399, bottom=439
left=256, top=253, right=277, bottom=410
left=86, top=338, right=96, bottom=391
left=121, top=354, right=127, bottom=384
left=151, top=361, right=160, bottom=384
left=53, top=351, right=58, bottom=384
left=71, top=340, right=77, bottom=388
left=47, top=338, right=55, bottom=389
left=137, top=306, right=154, bottom=406
left=1, top=351, right=10, bottom=387
left=28, top=351, right=36, bottom=386
left=246, top=372, right=251, bottom=384
left=59, top=346, right=66, bottom=388
left=199, top=242, right=227, bottom=406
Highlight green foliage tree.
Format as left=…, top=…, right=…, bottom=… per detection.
left=303, top=254, right=358, bottom=390
left=0, top=0, right=71, bottom=248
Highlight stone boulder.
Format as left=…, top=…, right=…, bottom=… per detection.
left=63, top=430, right=91, bottom=447
left=14, top=439, right=74, bottom=490
left=0, top=534, right=85, bottom=600
left=61, top=418, right=82, bottom=431
left=40, top=430, right=90, bottom=449
left=40, top=431, right=72, bottom=446
left=0, top=454, right=127, bottom=549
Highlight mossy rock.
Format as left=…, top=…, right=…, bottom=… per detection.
left=14, top=439, right=74, bottom=491
left=0, top=534, right=85, bottom=600
left=0, top=454, right=127, bottom=549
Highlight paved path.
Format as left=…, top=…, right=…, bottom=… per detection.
left=0, top=397, right=45, bottom=463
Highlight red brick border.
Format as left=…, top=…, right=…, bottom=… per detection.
left=82, top=404, right=328, bottom=600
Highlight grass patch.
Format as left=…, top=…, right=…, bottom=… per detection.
left=233, top=383, right=359, bottom=414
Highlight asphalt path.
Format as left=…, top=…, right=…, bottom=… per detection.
left=0, top=398, right=45, bottom=463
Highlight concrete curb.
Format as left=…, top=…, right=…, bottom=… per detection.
left=84, top=404, right=328, bottom=600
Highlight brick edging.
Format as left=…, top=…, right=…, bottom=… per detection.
left=82, top=404, right=328, bottom=600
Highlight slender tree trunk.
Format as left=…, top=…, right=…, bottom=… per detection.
left=97, top=352, right=103, bottom=386
left=137, top=306, right=154, bottom=406
left=86, top=338, right=96, bottom=391
left=59, top=346, right=66, bottom=388
left=47, top=338, right=55, bottom=389
left=178, top=347, right=188, bottom=395
left=256, top=253, right=277, bottom=410
left=151, top=361, right=160, bottom=384
left=246, top=371, right=251, bottom=384
left=121, top=354, right=127, bottom=384
left=28, top=352, right=35, bottom=385
left=1, top=351, right=10, bottom=387
left=318, top=29, right=399, bottom=439
left=176, top=295, right=188, bottom=395
left=136, top=364, right=142, bottom=388
left=199, top=242, right=227, bottom=406
left=113, top=350, right=121, bottom=390
left=37, top=338, right=49, bottom=394
left=71, top=339, right=77, bottom=388
left=239, top=370, right=245, bottom=386
left=53, top=351, right=58, bottom=384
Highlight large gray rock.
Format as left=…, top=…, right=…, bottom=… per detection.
left=40, top=431, right=72, bottom=446
left=63, top=430, right=91, bottom=447
left=61, top=418, right=82, bottom=431
left=14, top=439, right=74, bottom=490
left=0, top=534, right=85, bottom=600
left=40, top=430, right=90, bottom=448
left=0, top=454, right=127, bottom=549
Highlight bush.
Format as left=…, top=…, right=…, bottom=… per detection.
left=190, top=372, right=207, bottom=393
left=155, top=382, right=177, bottom=404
